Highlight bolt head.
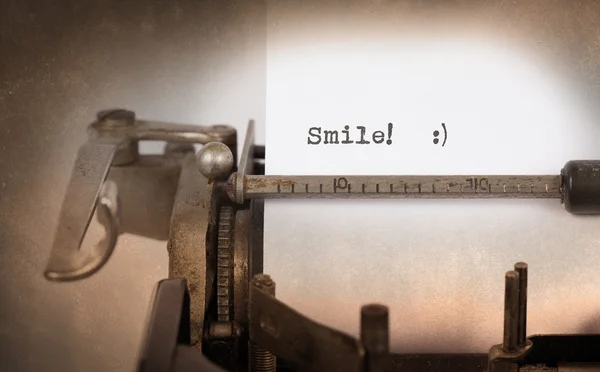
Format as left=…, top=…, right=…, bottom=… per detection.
left=96, top=109, right=135, bottom=127
left=196, top=142, right=234, bottom=180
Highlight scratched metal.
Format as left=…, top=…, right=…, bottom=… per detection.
left=0, top=1, right=265, bottom=371
left=236, top=175, right=562, bottom=199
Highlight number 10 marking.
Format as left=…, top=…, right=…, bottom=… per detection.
left=466, top=177, right=489, bottom=191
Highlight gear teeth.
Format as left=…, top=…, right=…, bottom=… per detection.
left=216, top=206, right=234, bottom=322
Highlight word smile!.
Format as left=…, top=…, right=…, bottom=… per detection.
left=307, top=123, right=394, bottom=145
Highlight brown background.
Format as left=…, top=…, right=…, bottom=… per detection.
left=1, top=0, right=600, bottom=371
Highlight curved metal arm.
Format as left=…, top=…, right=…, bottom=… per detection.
left=44, top=110, right=238, bottom=282
left=44, top=141, right=121, bottom=281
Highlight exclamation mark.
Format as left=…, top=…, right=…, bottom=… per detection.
left=386, top=123, right=393, bottom=145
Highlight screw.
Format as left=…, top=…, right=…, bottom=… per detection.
left=96, top=109, right=135, bottom=128
left=249, top=274, right=276, bottom=372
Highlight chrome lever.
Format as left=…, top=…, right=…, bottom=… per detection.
left=44, top=141, right=121, bottom=281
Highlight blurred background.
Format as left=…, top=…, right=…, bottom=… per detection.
left=1, top=0, right=600, bottom=371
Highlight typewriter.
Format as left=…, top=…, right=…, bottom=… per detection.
left=43, top=109, right=600, bottom=372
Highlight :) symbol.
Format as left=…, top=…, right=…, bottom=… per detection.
left=433, top=123, right=448, bottom=147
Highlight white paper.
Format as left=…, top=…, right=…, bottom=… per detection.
left=264, top=37, right=600, bottom=353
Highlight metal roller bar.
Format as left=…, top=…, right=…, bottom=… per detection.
left=227, top=174, right=563, bottom=201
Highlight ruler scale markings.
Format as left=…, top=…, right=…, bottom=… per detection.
left=239, top=175, right=562, bottom=199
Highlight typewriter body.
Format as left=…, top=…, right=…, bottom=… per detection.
left=44, top=109, right=600, bottom=372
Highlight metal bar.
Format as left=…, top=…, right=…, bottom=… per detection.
left=167, top=154, right=211, bottom=346
left=234, top=120, right=255, bottom=204
left=361, top=304, right=391, bottom=372
left=514, top=262, right=528, bottom=347
left=44, top=141, right=118, bottom=280
left=133, top=120, right=237, bottom=145
left=248, top=274, right=365, bottom=372
left=229, top=174, right=562, bottom=201
left=503, top=271, right=520, bottom=353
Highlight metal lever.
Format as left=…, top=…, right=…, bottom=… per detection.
left=44, top=109, right=237, bottom=281
left=44, top=142, right=120, bottom=281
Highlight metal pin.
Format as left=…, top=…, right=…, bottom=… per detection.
left=361, top=304, right=390, bottom=372
left=503, top=271, right=520, bottom=353
left=514, top=262, right=528, bottom=347
left=249, top=275, right=276, bottom=372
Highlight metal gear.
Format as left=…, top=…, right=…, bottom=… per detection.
left=217, top=205, right=235, bottom=322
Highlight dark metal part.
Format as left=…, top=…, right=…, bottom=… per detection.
left=249, top=274, right=276, bottom=372
left=137, top=278, right=226, bottom=372
left=249, top=341, right=277, bottom=372
left=203, top=325, right=240, bottom=371
left=361, top=304, right=393, bottom=372
left=489, top=263, right=533, bottom=372
left=556, top=364, right=600, bottom=372
left=248, top=274, right=365, bottom=372
left=504, top=271, right=520, bottom=353
left=522, top=335, right=600, bottom=365
left=515, top=262, right=528, bottom=348
left=562, top=160, right=600, bottom=214
left=217, top=206, right=235, bottom=322
left=234, top=209, right=251, bottom=330
left=391, top=354, right=488, bottom=372
left=249, top=199, right=265, bottom=279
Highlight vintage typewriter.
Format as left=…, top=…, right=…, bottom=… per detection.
left=43, top=109, right=600, bottom=372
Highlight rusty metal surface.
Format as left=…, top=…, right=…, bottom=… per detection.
left=233, top=209, right=251, bottom=330
left=167, top=154, right=211, bottom=346
left=248, top=274, right=366, bottom=372
left=233, top=174, right=563, bottom=200
left=0, top=0, right=265, bottom=371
